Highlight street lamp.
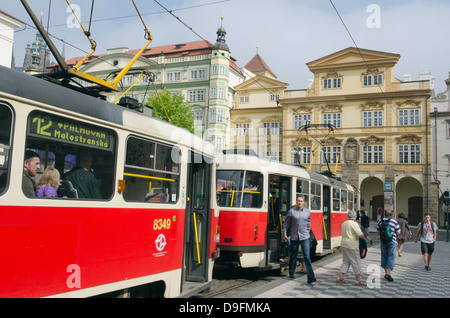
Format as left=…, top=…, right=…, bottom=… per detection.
left=291, top=148, right=305, bottom=168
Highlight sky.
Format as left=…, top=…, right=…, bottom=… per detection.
left=3, top=0, right=450, bottom=93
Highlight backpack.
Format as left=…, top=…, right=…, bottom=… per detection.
left=361, top=214, right=370, bottom=228
left=359, top=238, right=367, bottom=259
left=420, top=221, right=435, bottom=233
left=379, top=218, right=393, bottom=243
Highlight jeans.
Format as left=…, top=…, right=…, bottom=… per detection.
left=380, top=240, right=397, bottom=270
left=289, top=238, right=315, bottom=279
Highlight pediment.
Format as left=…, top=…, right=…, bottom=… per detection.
left=234, top=75, right=288, bottom=91
left=307, top=47, right=400, bottom=72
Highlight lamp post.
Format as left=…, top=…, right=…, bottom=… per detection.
left=291, top=148, right=305, bottom=167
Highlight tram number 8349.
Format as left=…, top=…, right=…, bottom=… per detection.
left=153, top=218, right=172, bottom=230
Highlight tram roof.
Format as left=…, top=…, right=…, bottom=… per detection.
left=0, top=66, right=213, bottom=156
left=215, top=153, right=351, bottom=189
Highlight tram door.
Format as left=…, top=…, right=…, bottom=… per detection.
left=184, top=152, right=211, bottom=282
left=322, top=185, right=331, bottom=249
left=268, top=175, right=291, bottom=262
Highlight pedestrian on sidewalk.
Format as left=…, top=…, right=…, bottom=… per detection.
left=283, top=195, right=316, bottom=284
left=377, top=210, right=401, bottom=282
left=360, top=210, right=373, bottom=245
left=396, top=213, right=412, bottom=257
left=414, top=213, right=437, bottom=271
left=337, top=210, right=366, bottom=286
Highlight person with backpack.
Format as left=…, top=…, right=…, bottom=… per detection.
left=376, top=210, right=401, bottom=282
left=414, top=213, right=437, bottom=271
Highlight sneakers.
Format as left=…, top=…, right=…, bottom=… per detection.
left=425, top=265, right=431, bottom=271
left=384, top=274, right=394, bottom=282
left=307, top=277, right=317, bottom=284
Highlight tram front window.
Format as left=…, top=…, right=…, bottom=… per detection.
left=216, top=170, right=263, bottom=208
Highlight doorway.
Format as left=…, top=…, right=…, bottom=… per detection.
left=184, top=152, right=211, bottom=282
left=322, top=185, right=331, bottom=249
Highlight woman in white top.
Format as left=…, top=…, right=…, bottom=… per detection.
left=337, top=210, right=366, bottom=285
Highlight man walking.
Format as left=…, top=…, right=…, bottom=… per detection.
left=283, top=195, right=316, bottom=284
left=414, top=213, right=437, bottom=271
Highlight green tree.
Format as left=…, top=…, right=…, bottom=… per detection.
left=145, top=90, right=194, bottom=133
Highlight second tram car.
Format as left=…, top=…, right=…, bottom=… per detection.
left=0, top=66, right=219, bottom=297
left=215, top=151, right=355, bottom=270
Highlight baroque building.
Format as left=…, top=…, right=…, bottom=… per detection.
left=61, top=19, right=243, bottom=152
left=279, top=47, right=435, bottom=224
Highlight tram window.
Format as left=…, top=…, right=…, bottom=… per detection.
left=332, top=188, right=341, bottom=211
left=124, top=136, right=179, bottom=203
left=348, top=192, right=354, bottom=211
left=311, top=182, right=321, bottom=210
left=0, top=103, right=13, bottom=195
left=216, top=170, right=263, bottom=208
left=296, top=179, right=309, bottom=209
left=24, top=110, right=116, bottom=200
left=341, top=190, right=348, bottom=211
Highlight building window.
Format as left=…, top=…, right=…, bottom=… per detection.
left=263, top=122, right=282, bottom=135
left=209, top=109, right=225, bottom=124
left=188, top=90, right=205, bottom=102
left=399, top=109, right=420, bottom=126
left=323, top=77, right=342, bottom=89
left=363, top=145, right=383, bottom=163
left=322, top=146, right=341, bottom=164
left=240, top=96, right=249, bottom=103
left=270, top=94, right=280, bottom=102
left=192, top=111, right=204, bottom=126
left=363, top=74, right=382, bottom=86
left=294, top=114, right=311, bottom=130
left=292, top=146, right=311, bottom=165
left=190, top=69, right=206, bottom=80
left=218, top=87, right=225, bottom=99
left=363, top=111, right=383, bottom=127
left=323, top=113, right=341, bottom=128
left=235, top=123, right=249, bottom=136
left=399, top=144, right=421, bottom=163
left=166, top=71, right=181, bottom=82
left=264, top=151, right=281, bottom=162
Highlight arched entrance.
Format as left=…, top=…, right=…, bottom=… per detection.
left=396, top=177, right=423, bottom=224
left=360, top=177, right=383, bottom=221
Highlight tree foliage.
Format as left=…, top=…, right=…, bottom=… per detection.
left=145, top=90, right=194, bottom=133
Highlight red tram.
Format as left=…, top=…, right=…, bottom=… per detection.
left=0, top=66, right=219, bottom=297
left=215, top=151, right=355, bottom=269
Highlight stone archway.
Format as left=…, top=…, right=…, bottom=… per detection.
left=360, top=176, right=384, bottom=220
left=396, top=177, right=423, bottom=224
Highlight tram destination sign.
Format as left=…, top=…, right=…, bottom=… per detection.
left=28, top=111, right=114, bottom=151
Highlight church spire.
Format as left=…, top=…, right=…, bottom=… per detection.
left=212, top=12, right=229, bottom=52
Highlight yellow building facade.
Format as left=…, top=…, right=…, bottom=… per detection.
left=232, top=47, right=437, bottom=223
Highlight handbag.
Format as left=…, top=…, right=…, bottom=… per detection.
left=280, top=239, right=289, bottom=259
left=359, top=238, right=367, bottom=259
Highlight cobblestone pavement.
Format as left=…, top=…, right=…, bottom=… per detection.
left=251, top=239, right=450, bottom=298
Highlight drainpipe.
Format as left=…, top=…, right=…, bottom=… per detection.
left=425, top=96, right=431, bottom=214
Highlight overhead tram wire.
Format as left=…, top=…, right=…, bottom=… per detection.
left=328, top=0, right=440, bottom=192
left=16, top=0, right=231, bottom=76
